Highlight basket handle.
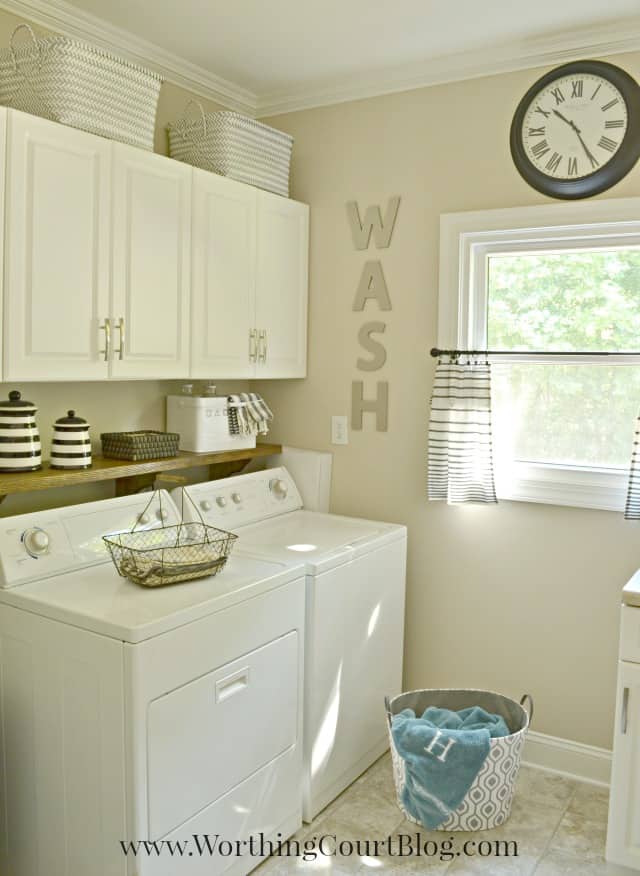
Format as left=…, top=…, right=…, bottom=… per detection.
left=10, top=24, right=43, bottom=74
left=384, top=695, right=393, bottom=727
left=178, top=487, right=212, bottom=542
left=176, top=99, right=207, bottom=140
left=520, top=693, right=534, bottom=726
left=131, top=489, right=164, bottom=532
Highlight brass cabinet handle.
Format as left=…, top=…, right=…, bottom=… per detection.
left=116, top=317, right=125, bottom=361
left=249, top=328, right=257, bottom=363
left=99, top=318, right=111, bottom=362
left=258, top=329, right=267, bottom=364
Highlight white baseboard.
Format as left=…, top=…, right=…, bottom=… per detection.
left=522, top=730, right=612, bottom=787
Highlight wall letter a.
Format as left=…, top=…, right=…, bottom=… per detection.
left=346, top=196, right=400, bottom=250
left=353, top=261, right=391, bottom=311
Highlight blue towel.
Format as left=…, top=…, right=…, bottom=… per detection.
left=391, top=706, right=510, bottom=829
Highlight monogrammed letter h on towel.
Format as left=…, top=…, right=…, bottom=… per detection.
left=390, top=706, right=510, bottom=828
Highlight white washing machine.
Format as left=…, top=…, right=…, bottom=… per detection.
left=0, top=490, right=306, bottom=876
left=175, top=467, right=407, bottom=821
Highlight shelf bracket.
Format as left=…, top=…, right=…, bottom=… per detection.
left=208, top=460, right=249, bottom=481
left=114, top=473, right=157, bottom=497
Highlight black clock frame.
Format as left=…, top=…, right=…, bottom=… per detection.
left=510, top=60, right=640, bottom=200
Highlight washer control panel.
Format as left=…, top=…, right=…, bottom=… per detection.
left=173, top=467, right=303, bottom=528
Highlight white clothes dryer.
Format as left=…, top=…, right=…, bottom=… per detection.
left=0, top=490, right=306, bottom=876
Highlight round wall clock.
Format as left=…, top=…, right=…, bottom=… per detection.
left=510, top=60, right=640, bottom=199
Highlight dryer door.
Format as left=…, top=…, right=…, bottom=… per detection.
left=147, top=630, right=298, bottom=839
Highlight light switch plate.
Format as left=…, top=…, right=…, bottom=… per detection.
left=331, top=416, right=348, bottom=445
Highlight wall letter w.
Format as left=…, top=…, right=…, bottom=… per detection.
left=346, top=196, right=400, bottom=250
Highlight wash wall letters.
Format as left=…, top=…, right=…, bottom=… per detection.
left=347, top=196, right=400, bottom=432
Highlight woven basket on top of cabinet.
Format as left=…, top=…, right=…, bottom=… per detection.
left=0, top=24, right=163, bottom=150
left=167, top=101, right=293, bottom=197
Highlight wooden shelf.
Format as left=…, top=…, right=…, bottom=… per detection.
left=0, top=443, right=282, bottom=501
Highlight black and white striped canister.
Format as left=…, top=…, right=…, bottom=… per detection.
left=50, top=410, right=92, bottom=470
left=0, top=390, right=42, bottom=472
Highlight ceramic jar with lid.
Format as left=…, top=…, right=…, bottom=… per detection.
left=0, top=390, right=42, bottom=472
left=50, top=410, right=92, bottom=470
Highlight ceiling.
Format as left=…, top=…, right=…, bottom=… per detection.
left=5, top=0, right=640, bottom=115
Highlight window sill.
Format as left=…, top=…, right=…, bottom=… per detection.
left=495, top=462, right=628, bottom=513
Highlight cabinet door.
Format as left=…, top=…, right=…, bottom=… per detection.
left=4, top=111, right=110, bottom=381
left=607, top=659, right=640, bottom=869
left=0, top=108, right=6, bottom=383
left=111, top=144, right=191, bottom=379
left=191, top=171, right=257, bottom=379
left=254, top=192, right=309, bottom=379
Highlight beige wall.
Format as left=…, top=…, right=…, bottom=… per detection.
left=262, top=52, right=640, bottom=750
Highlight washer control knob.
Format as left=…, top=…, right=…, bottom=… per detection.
left=23, top=527, right=50, bottom=557
left=137, top=513, right=150, bottom=526
left=216, top=496, right=227, bottom=508
left=200, top=500, right=213, bottom=512
left=157, top=509, right=169, bottom=521
left=270, top=478, right=288, bottom=499
left=231, top=492, right=242, bottom=504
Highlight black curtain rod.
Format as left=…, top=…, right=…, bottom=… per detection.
left=430, top=347, right=640, bottom=358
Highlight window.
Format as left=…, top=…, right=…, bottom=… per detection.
left=439, top=199, right=640, bottom=510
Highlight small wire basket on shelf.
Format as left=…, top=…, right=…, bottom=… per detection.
left=103, top=489, right=237, bottom=588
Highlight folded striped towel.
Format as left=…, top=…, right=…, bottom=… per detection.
left=228, top=393, right=274, bottom=436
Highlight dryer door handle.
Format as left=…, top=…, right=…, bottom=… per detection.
left=215, top=667, right=250, bottom=703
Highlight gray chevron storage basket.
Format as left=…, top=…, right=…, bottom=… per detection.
left=168, top=101, right=293, bottom=196
left=0, top=25, right=163, bottom=150
left=386, top=689, right=533, bottom=831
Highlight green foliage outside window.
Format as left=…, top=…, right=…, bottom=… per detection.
left=487, top=250, right=640, bottom=469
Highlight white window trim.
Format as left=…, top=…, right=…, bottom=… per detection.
left=438, top=196, right=640, bottom=512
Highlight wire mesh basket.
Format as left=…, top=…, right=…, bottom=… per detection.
left=103, top=490, right=237, bottom=588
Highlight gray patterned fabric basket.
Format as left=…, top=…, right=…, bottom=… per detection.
left=0, top=25, right=163, bottom=150
left=386, top=689, right=532, bottom=831
left=168, top=102, right=293, bottom=196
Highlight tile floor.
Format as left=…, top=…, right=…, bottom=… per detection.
left=257, top=754, right=613, bottom=875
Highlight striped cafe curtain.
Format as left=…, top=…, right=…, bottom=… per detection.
left=427, top=356, right=497, bottom=504
left=626, top=413, right=640, bottom=518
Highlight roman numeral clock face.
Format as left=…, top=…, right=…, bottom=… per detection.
left=511, top=62, right=640, bottom=199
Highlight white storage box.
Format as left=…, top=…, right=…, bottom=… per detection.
left=167, top=395, right=256, bottom=454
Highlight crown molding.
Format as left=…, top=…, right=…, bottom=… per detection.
left=0, top=0, right=258, bottom=115
left=1, top=0, right=639, bottom=121
left=255, top=20, right=640, bottom=118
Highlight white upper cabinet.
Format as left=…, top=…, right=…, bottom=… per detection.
left=2, top=109, right=308, bottom=382
left=254, top=192, right=309, bottom=379
left=4, top=110, right=111, bottom=381
left=191, top=175, right=309, bottom=380
left=0, top=108, right=6, bottom=383
left=111, top=144, right=191, bottom=379
left=191, top=170, right=256, bottom=379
